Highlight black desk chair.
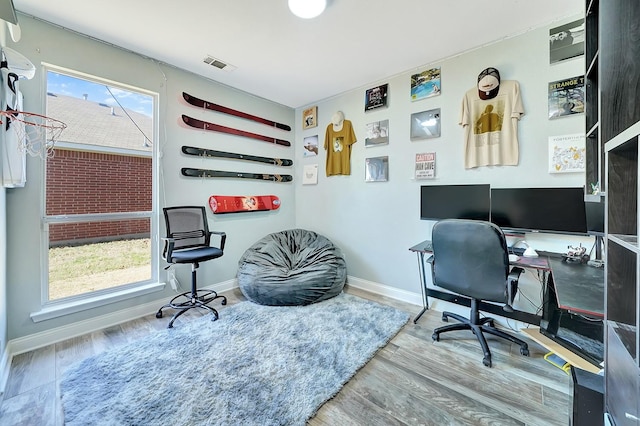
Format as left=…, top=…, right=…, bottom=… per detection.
left=156, top=206, right=227, bottom=328
left=428, top=219, right=530, bottom=367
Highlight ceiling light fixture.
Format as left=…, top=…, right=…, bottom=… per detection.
left=288, top=0, right=327, bottom=19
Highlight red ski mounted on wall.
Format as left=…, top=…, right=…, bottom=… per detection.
left=183, top=92, right=291, bottom=131
left=208, top=195, right=281, bottom=214
left=182, top=115, right=291, bottom=147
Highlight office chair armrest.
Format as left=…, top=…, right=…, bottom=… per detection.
left=503, top=266, right=525, bottom=312
left=210, top=231, right=227, bottom=251
left=161, top=237, right=177, bottom=264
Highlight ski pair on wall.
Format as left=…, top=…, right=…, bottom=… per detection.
left=181, top=145, right=292, bottom=167
left=182, top=115, right=291, bottom=147
left=183, top=92, right=291, bottom=131
left=181, top=167, right=293, bottom=183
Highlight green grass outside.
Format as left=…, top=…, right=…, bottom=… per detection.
left=48, top=238, right=152, bottom=300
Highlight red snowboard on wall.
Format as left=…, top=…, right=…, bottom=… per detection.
left=208, top=195, right=281, bottom=214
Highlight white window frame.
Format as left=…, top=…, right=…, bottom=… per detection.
left=32, top=64, right=161, bottom=322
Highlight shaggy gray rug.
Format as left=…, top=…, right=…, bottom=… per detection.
left=60, top=292, right=409, bottom=425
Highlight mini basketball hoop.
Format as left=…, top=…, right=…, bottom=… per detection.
left=0, top=110, right=67, bottom=158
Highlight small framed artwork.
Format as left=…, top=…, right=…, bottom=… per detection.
left=365, top=120, right=389, bottom=147
left=302, top=164, right=318, bottom=185
left=411, top=67, right=441, bottom=101
left=302, top=106, right=318, bottom=129
left=550, top=19, right=584, bottom=64
left=303, top=135, right=318, bottom=157
left=365, top=156, right=389, bottom=182
left=548, top=134, right=585, bottom=173
left=415, top=152, right=435, bottom=180
left=548, top=76, right=584, bottom=119
left=410, top=108, right=441, bottom=140
left=364, top=83, right=388, bottom=111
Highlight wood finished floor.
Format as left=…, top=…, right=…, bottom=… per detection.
left=0, top=286, right=571, bottom=425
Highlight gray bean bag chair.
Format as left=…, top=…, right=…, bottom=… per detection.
left=237, top=229, right=347, bottom=306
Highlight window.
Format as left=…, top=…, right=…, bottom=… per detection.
left=43, top=66, right=157, bottom=303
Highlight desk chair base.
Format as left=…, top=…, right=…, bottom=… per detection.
left=432, top=299, right=529, bottom=367
left=156, top=289, right=227, bottom=328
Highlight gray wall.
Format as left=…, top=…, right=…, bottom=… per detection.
left=4, top=15, right=295, bottom=340
left=294, top=16, right=586, bottom=302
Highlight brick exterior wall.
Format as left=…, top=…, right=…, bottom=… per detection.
left=46, top=149, right=152, bottom=244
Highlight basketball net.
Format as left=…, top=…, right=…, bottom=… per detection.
left=0, top=110, right=67, bottom=158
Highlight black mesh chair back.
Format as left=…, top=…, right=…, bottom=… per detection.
left=163, top=206, right=210, bottom=252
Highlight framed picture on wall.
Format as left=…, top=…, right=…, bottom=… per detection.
left=548, top=133, right=585, bottom=173
left=410, top=67, right=441, bottom=101
left=365, top=156, right=388, bottom=182
left=365, top=120, right=389, bottom=147
left=303, top=135, right=318, bottom=157
left=415, top=152, right=435, bottom=179
left=302, top=164, right=318, bottom=185
left=410, top=108, right=441, bottom=140
left=364, top=84, right=388, bottom=111
left=548, top=76, right=584, bottom=119
left=302, top=106, right=318, bottom=129
left=549, top=19, right=584, bottom=64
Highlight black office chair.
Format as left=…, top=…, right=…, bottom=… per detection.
left=428, top=219, right=530, bottom=367
left=156, top=206, right=227, bottom=328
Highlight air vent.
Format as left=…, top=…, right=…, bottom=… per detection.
left=203, top=55, right=237, bottom=72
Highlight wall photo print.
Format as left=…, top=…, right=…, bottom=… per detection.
left=411, top=67, right=441, bottom=101
left=302, top=164, right=318, bottom=185
left=302, top=106, right=318, bottom=129
left=548, top=76, right=584, bottom=119
left=365, top=84, right=388, bottom=111
left=548, top=134, right=585, bottom=173
left=303, top=135, right=319, bottom=157
left=365, top=156, right=388, bottom=182
left=415, top=152, right=435, bottom=180
left=365, top=120, right=389, bottom=147
left=410, top=108, right=441, bottom=140
left=549, top=19, right=584, bottom=64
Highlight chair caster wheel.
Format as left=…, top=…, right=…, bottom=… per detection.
left=520, top=347, right=530, bottom=356
left=483, top=357, right=492, bottom=367
left=156, top=311, right=163, bottom=319
left=222, top=299, right=227, bottom=306
left=441, top=314, right=448, bottom=322
left=432, top=333, right=439, bottom=342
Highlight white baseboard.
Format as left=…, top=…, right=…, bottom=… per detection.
left=346, top=275, right=423, bottom=307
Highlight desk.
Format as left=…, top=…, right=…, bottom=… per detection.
left=409, top=240, right=547, bottom=325
left=547, top=256, right=604, bottom=317
left=409, top=241, right=605, bottom=324
left=410, top=239, right=605, bottom=369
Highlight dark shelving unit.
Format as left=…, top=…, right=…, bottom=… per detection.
left=598, top=0, right=640, bottom=424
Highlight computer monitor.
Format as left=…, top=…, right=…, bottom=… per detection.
left=490, top=187, right=588, bottom=235
left=420, top=184, right=490, bottom=221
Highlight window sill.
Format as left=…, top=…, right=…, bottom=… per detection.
left=30, top=282, right=166, bottom=323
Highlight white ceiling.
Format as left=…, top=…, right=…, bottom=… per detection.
left=12, top=0, right=582, bottom=109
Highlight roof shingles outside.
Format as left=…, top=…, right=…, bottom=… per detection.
left=46, top=93, right=153, bottom=153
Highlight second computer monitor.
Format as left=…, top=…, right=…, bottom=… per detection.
left=490, top=187, right=588, bottom=235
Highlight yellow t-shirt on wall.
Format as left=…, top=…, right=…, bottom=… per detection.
left=324, top=120, right=357, bottom=176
